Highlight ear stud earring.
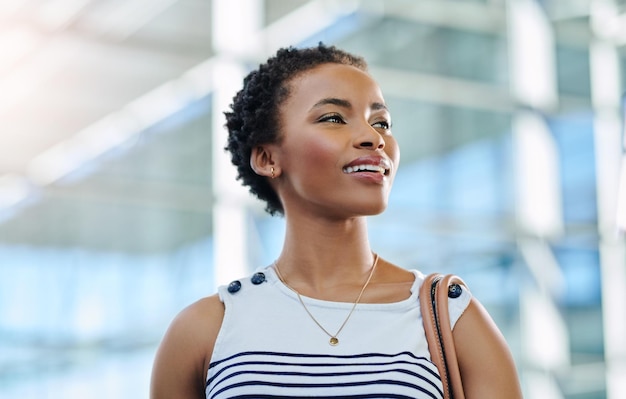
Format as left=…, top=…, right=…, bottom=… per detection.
left=270, top=167, right=275, bottom=179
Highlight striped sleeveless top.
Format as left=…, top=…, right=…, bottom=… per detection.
left=206, top=267, right=471, bottom=399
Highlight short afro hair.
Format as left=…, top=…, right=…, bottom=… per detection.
left=224, top=43, right=367, bottom=216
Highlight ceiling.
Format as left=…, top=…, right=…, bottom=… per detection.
left=0, top=0, right=623, bottom=253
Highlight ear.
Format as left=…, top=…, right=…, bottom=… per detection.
left=250, top=145, right=279, bottom=179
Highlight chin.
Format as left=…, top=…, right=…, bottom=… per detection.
left=350, top=201, right=388, bottom=217
left=367, top=207, right=387, bottom=216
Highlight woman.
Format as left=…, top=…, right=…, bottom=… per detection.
left=150, top=44, right=523, bottom=399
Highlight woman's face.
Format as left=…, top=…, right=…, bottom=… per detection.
left=274, top=63, right=400, bottom=219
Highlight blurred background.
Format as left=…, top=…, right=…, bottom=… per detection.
left=0, top=0, right=625, bottom=398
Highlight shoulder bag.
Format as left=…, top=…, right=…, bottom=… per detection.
left=419, top=273, right=467, bottom=399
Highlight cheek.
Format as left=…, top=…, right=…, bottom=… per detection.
left=291, top=134, right=342, bottom=170
left=386, top=137, right=400, bottom=166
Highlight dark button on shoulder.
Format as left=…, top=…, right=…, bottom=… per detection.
left=251, top=272, right=266, bottom=285
left=227, top=280, right=242, bottom=294
left=448, top=283, right=463, bottom=298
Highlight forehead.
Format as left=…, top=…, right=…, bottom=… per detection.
left=285, top=63, right=385, bottom=109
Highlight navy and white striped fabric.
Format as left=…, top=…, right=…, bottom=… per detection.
left=207, top=351, right=442, bottom=398
left=206, top=267, right=471, bottom=399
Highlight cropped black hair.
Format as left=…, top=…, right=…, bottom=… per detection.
left=224, top=43, right=367, bottom=216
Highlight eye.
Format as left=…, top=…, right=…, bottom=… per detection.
left=372, top=120, right=391, bottom=130
left=318, top=113, right=346, bottom=124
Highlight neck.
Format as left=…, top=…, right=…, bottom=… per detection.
left=275, top=212, right=375, bottom=293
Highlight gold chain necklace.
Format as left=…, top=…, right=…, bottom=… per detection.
left=273, top=253, right=379, bottom=346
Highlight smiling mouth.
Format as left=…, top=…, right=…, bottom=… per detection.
left=342, top=164, right=390, bottom=176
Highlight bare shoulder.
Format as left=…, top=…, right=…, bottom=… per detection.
left=454, top=297, right=523, bottom=399
left=150, top=294, right=225, bottom=399
left=367, top=258, right=417, bottom=302
left=377, top=257, right=416, bottom=282
left=166, top=294, right=225, bottom=357
left=177, top=294, right=225, bottom=333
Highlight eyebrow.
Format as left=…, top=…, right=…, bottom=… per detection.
left=310, top=97, right=388, bottom=112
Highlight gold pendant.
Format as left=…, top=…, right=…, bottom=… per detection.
left=329, top=337, right=339, bottom=346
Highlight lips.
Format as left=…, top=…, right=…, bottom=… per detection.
left=342, top=156, right=391, bottom=176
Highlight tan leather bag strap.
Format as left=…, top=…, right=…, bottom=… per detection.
left=419, top=273, right=466, bottom=399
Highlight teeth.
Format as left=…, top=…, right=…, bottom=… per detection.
left=343, top=164, right=386, bottom=174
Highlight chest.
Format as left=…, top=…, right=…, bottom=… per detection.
left=206, top=279, right=442, bottom=398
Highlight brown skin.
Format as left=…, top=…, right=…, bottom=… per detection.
left=150, top=63, right=523, bottom=398
left=454, top=298, right=524, bottom=398
left=150, top=295, right=221, bottom=399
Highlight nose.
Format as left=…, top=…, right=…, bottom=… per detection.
left=356, top=124, right=385, bottom=150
